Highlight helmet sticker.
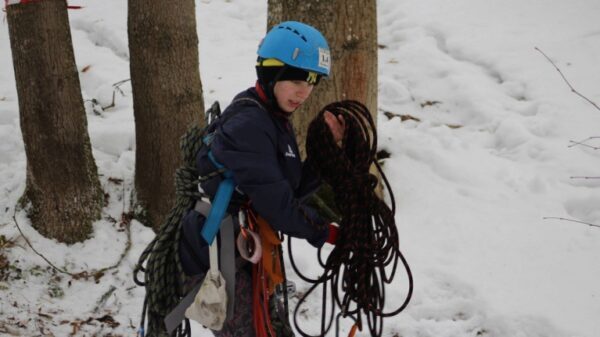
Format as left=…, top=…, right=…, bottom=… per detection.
left=318, top=48, right=331, bottom=72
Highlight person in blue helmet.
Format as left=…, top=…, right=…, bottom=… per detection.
left=180, top=21, right=345, bottom=337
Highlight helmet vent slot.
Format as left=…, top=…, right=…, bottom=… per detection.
left=279, top=25, right=308, bottom=42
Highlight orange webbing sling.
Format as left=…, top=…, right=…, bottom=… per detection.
left=246, top=208, right=284, bottom=337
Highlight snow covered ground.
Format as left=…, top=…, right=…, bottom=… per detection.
left=1, top=0, right=599, bottom=336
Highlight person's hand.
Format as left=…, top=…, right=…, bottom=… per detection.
left=324, top=111, right=345, bottom=146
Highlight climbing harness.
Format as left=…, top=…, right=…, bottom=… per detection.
left=133, top=97, right=290, bottom=337
left=289, top=100, right=414, bottom=337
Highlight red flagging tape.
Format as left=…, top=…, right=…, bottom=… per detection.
left=5, top=0, right=82, bottom=9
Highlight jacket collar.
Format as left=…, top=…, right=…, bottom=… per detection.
left=255, top=81, right=293, bottom=120
left=253, top=82, right=293, bottom=133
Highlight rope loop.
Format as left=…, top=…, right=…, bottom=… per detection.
left=292, top=100, right=413, bottom=337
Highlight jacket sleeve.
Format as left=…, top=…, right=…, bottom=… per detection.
left=295, top=162, right=321, bottom=201
left=211, top=108, right=329, bottom=247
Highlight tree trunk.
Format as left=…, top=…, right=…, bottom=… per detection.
left=268, top=0, right=378, bottom=159
left=128, top=0, right=205, bottom=231
left=7, top=0, right=103, bottom=244
left=268, top=0, right=383, bottom=200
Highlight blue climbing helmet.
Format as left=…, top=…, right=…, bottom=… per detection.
left=258, top=21, right=331, bottom=77
left=256, top=21, right=331, bottom=106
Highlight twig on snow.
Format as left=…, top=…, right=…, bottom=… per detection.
left=12, top=198, right=133, bottom=279
left=568, top=137, right=600, bottom=150
left=93, top=285, right=117, bottom=313
left=12, top=209, right=73, bottom=276
left=543, top=216, right=600, bottom=229
left=535, top=47, right=600, bottom=112
left=101, top=79, right=130, bottom=110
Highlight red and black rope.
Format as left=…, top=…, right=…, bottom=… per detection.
left=290, top=100, right=413, bottom=337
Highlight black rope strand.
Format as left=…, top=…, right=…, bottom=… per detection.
left=290, top=100, right=413, bottom=337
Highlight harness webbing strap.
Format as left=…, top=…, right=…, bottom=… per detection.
left=164, top=282, right=202, bottom=333
left=163, top=200, right=236, bottom=332
left=194, top=199, right=236, bottom=320
left=219, top=205, right=236, bottom=319
left=193, top=198, right=211, bottom=216
left=195, top=200, right=236, bottom=321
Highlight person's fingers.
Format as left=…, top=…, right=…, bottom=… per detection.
left=323, top=110, right=344, bottom=145
left=337, top=115, right=346, bottom=133
left=324, top=110, right=335, bottom=124
left=324, top=111, right=337, bottom=131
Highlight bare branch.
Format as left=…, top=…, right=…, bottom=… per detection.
left=12, top=196, right=133, bottom=279
left=93, top=285, right=117, bottom=313
left=568, top=137, right=600, bottom=150
left=535, top=47, right=600, bottom=112
left=543, top=216, right=600, bottom=228
left=570, top=176, right=600, bottom=179
left=12, top=209, right=73, bottom=276
left=101, top=78, right=130, bottom=111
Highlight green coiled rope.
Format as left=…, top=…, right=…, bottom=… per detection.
left=133, top=123, right=207, bottom=337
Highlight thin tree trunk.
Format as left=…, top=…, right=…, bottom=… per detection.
left=7, top=0, right=103, bottom=244
left=128, top=0, right=205, bottom=231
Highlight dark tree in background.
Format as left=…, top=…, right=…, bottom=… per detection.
left=128, top=0, right=205, bottom=231
left=268, top=0, right=378, bottom=158
left=6, top=0, right=103, bottom=244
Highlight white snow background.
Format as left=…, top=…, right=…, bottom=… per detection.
left=1, top=0, right=599, bottom=336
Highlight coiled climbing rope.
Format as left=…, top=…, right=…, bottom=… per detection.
left=291, top=100, right=413, bottom=337
left=133, top=124, right=207, bottom=337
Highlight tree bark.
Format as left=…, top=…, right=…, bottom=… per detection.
left=7, top=0, right=103, bottom=244
left=268, top=0, right=378, bottom=159
left=128, top=0, right=205, bottom=231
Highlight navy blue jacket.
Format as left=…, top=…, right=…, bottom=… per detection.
left=207, top=87, right=329, bottom=246
left=180, top=87, right=329, bottom=276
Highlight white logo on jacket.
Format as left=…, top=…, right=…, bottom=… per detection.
left=284, top=145, right=296, bottom=158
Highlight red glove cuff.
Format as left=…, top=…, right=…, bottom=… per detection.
left=326, top=222, right=339, bottom=245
